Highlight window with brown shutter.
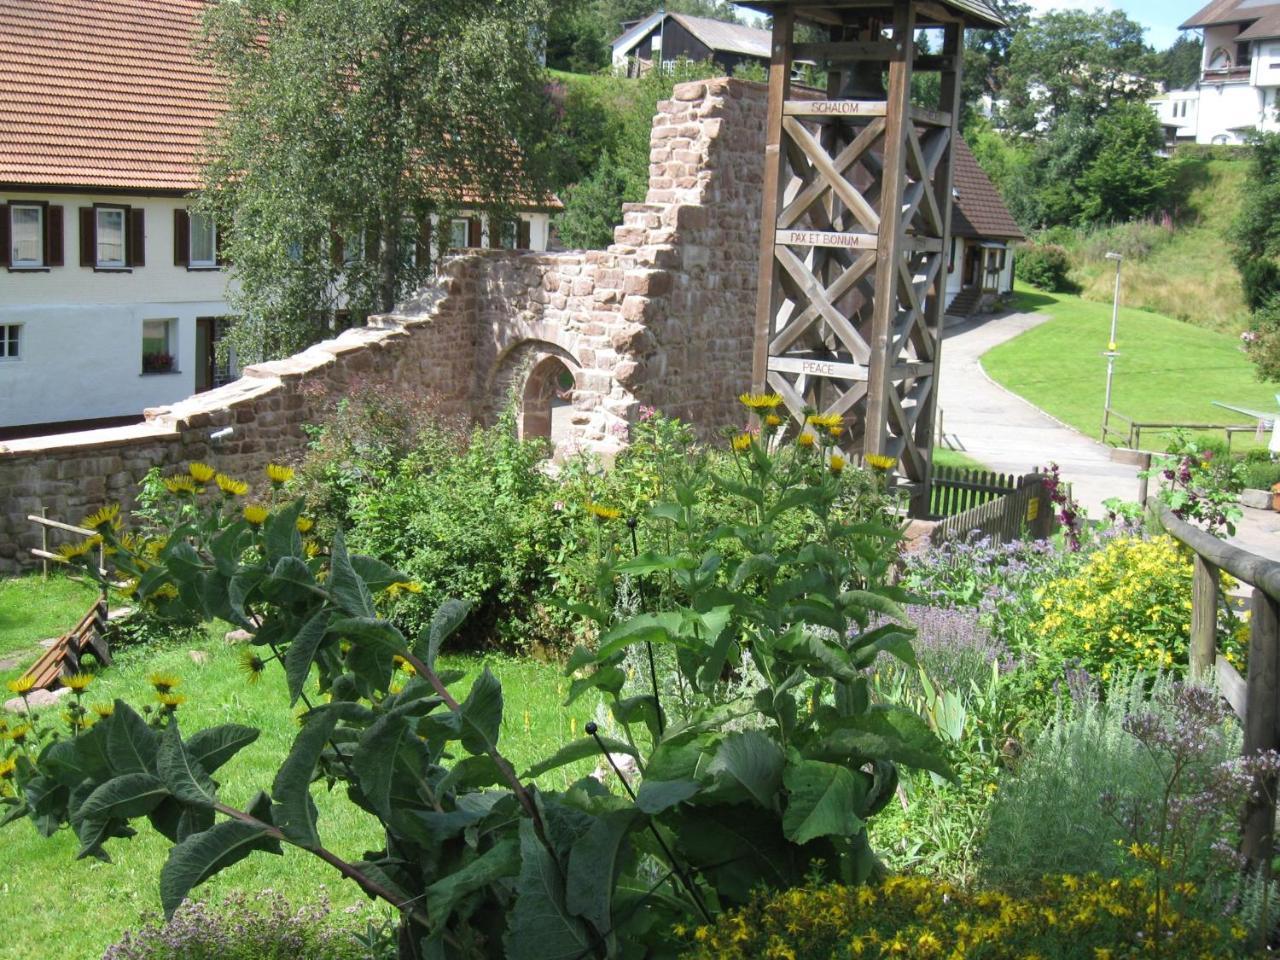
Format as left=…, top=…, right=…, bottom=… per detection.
left=517, top=219, right=531, bottom=250
left=488, top=218, right=504, bottom=249
left=0, top=203, right=9, bottom=269
left=5, top=200, right=53, bottom=271
left=174, top=209, right=190, bottom=266
left=45, top=206, right=64, bottom=267
left=416, top=218, right=432, bottom=267
left=330, top=227, right=344, bottom=267
left=468, top=217, right=482, bottom=248
left=128, top=208, right=145, bottom=267
left=79, top=207, right=95, bottom=267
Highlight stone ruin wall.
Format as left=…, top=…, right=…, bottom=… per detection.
left=0, top=78, right=769, bottom=573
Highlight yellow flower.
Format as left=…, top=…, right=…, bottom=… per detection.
left=243, top=504, right=270, bottom=526
left=866, top=453, right=897, bottom=471
left=731, top=432, right=753, bottom=453
left=764, top=413, right=783, bottom=428
left=738, top=392, right=783, bottom=410
left=296, top=516, right=314, bottom=533
left=797, top=432, right=816, bottom=449
left=157, top=692, right=187, bottom=710
left=187, top=462, right=216, bottom=483
left=584, top=501, right=621, bottom=521
left=0, top=757, right=15, bottom=779
left=6, top=676, right=35, bottom=695
left=384, top=581, right=423, bottom=597
left=83, top=503, right=121, bottom=531
left=266, top=463, right=295, bottom=485
left=91, top=703, right=115, bottom=719
left=807, top=412, right=842, bottom=430
left=56, top=538, right=98, bottom=561
left=149, top=673, right=181, bottom=694
left=149, top=583, right=179, bottom=600
left=216, top=473, right=249, bottom=496
left=304, top=539, right=322, bottom=558
left=7, top=724, right=31, bottom=744
left=62, top=673, right=93, bottom=692
left=238, top=648, right=267, bottom=684
left=164, top=475, right=198, bottom=496
left=829, top=454, right=846, bottom=475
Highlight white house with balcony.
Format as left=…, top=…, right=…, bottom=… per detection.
left=0, top=0, right=556, bottom=438
left=1149, top=0, right=1280, bottom=145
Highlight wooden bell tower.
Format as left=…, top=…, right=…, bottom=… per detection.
left=745, top=0, right=1006, bottom=516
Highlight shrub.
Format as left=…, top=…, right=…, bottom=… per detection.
left=103, top=892, right=384, bottom=960
left=678, top=874, right=1249, bottom=959
left=1241, top=459, right=1280, bottom=490
left=1032, top=535, right=1245, bottom=682
left=1016, top=242, right=1073, bottom=291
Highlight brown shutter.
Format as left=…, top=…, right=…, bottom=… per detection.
left=488, top=219, right=503, bottom=249
left=45, top=205, right=64, bottom=267
left=330, top=228, right=344, bottom=267
left=0, top=203, right=9, bottom=268
left=467, top=217, right=481, bottom=248
left=79, top=207, right=95, bottom=266
left=517, top=219, right=531, bottom=250
left=415, top=219, right=431, bottom=267
left=127, top=207, right=145, bottom=267
left=174, top=209, right=190, bottom=266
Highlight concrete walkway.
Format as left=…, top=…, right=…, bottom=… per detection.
left=937, top=311, right=1280, bottom=562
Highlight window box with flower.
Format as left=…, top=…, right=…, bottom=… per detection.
left=141, top=351, right=175, bottom=374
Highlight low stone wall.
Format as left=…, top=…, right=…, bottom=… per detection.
left=0, top=77, right=770, bottom=573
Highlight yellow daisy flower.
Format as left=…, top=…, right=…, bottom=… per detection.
left=62, top=673, right=93, bottom=692
left=738, top=392, right=783, bottom=410
left=91, top=703, right=115, bottom=719
left=6, top=676, right=35, bottom=695
left=149, top=673, right=181, bottom=694
left=82, top=503, right=121, bottom=531
left=187, top=462, right=216, bottom=484
left=238, top=648, right=267, bottom=684
left=216, top=474, right=249, bottom=496
left=0, top=757, right=16, bottom=779
left=157, top=692, right=187, bottom=710
left=243, top=504, right=270, bottom=526
left=731, top=432, right=753, bottom=453
left=164, top=475, right=197, bottom=496
left=584, top=501, right=621, bottom=521
left=296, top=516, right=314, bottom=533
left=797, top=432, right=816, bottom=449
left=807, top=412, right=842, bottom=430
left=829, top=454, right=846, bottom=475
left=265, top=463, right=295, bottom=485
left=866, top=453, right=897, bottom=471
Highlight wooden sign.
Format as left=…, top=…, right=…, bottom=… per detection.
left=768, top=355, right=863, bottom=381
left=784, top=100, right=888, bottom=117
left=775, top=229, right=878, bottom=251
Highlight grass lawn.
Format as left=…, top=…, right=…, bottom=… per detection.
left=982, top=285, right=1277, bottom=452
left=0, top=605, right=602, bottom=960
left=0, top=573, right=104, bottom=661
left=933, top=447, right=989, bottom=472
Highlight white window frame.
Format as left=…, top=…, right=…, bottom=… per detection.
left=189, top=212, right=217, bottom=268
left=141, top=318, right=178, bottom=374
left=96, top=206, right=127, bottom=269
left=0, top=323, right=21, bottom=360
left=10, top=204, right=43, bottom=268
left=449, top=218, right=470, bottom=250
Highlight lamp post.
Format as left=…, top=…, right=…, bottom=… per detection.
left=1101, top=251, right=1122, bottom=440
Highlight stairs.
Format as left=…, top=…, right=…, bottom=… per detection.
left=946, top=287, right=982, bottom=319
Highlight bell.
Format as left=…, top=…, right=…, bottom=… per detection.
left=836, top=59, right=887, bottom=100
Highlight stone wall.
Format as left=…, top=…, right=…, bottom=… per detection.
left=0, top=77, right=770, bottom=573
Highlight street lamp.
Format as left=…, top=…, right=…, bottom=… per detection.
left=1101, top=252, right=1123, bottom=440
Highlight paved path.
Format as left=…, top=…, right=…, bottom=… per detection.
left=938, top=311, right=1280, bottom=562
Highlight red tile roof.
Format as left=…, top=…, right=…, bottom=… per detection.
left=1181, top=0, right=1280, bottom=30
left=0, top=0, right=221, bottom=191
left=950, top=136, right=1024, bottom=241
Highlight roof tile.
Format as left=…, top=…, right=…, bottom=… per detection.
left=950, top=137, right=1024, bottom=241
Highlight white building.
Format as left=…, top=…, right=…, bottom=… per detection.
left=944, top=138, right=1024, bottom=316
left=1149, top=0, right=1280, bottom=145
left=0, top=0, right=555, bottom=437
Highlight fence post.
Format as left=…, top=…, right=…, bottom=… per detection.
left=1241, top=587, right=1280, bottom=869
left=1136, top=453, right=1151, bottom=507
left=40, top=506, right=48, bottom=581
left=1190, top=555, right=1218, bottom=681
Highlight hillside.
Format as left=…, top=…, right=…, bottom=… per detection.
left=1045, top=156, right=1249, bottom=336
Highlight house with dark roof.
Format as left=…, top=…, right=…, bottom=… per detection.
left=1147, top=0, right=1280, bottom=145
left=0, top=0, right=558, bottom=437
left=943, top=138, right=1025, bottom=317
left=611, top=12, right=777, bottom=78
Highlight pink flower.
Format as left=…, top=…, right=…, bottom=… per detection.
left=638, top=405, right=657, bottom=421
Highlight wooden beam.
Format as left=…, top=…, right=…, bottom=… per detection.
left=751, top=8, right=795, bottom=395
left=776, top=229, right=878, bottom=250
left=1191, top=555, right=1220, bottom=681
left=793, top=40, right=905, bottom=61
left=784, top=100, right=887, bottom=117
left=1241, top=588, right=1280, bottom=868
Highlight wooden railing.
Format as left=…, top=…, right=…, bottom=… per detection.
left=930, top=466, right=1019, bottom=518
left=1102, top=406, right=1261, bottom=452
left=1151, top=499, right=1280, bottom=865
left=929, top=472, right=1055, bottom=546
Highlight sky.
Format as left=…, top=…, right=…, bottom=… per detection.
left=732, top=0, right=1198, bottom=51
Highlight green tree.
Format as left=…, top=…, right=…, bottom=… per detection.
left=1230, top=132, right=1280, bottom=380
left=547, top=0, right=612, bottom=73
left=960, top=0, right=1030, bottom=124
left=1156, top=33, right=1204, bottom=91
left=1076, top=101, right=1174, bottom=223
left=199, top=0, right=553, bottom=364
left=1000, top=9, right=1156, bottom=136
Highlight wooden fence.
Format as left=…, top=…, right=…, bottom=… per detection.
left=1102, top=407, right=1261, bottom=452
left=928, top=471, right=1055, bottom=546
left=1151, top=499, right=1280, bottom=867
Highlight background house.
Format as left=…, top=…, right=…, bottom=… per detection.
left=0, top=0, right=557, bottom=438
left=1148, top=0, right=1280, bottom=145
left=611, top=12, right=774, bottom=77
left=945, top=138, right=1024, bottom=317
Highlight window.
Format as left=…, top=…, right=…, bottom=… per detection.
left=501, top=220, right=518, bottom=250
left=189, top=213, right=217, bottom=267
left=1237, top=40, right=1252, bottom=68
left=96, top=207, right=126, bottom=267
left=0, top=324, right=20, bottom=359
left=142, top=318, right=177, bottom=374
left=11, top=205, right=42, bottom=267
left=450, top=218, right=470, bottom=249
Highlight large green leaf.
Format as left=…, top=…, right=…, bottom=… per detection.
left=329, top=616, right=409, bottom=656
left=105, top=701, right=159, bottom=776
left=521, top=736, right=636, bottom=781
left=186, top=724, right=260, bottom=775
left=350, top=711, right=420, bottom=822
left=284, top=608, right=332, bottom=705
left=160, top=816, right=282, bottom=915
left=594, top=612, right=682, bottom=659
left=424, top=837, right=520, bottom=929
left=264, top=499, right=305, bottom=564
left=566, top=809, right=639, bottom=937
left=781, top=759, right=866, bottom=845
left=417, top=598, right=471, bottom=670
left=634, top=778, right=700, bottom=814
left=272, top=709, right=338, bottom=848
left=503, top=819, right=594, bottom=960
left=459, top=668, right=503, bottom=756
left=157, top=723, right=218, bottom=809
left=822, top=706, right=954, bottom=779
left=350, top=554, right=410, bottom=592
left=71, top=772, right=169, bottom=860
left=328, top=529, right=374, bottom=618
left=706, top=730, right=784, bottom=809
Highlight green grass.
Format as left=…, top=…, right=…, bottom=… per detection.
left=0, top=573, right=103, bottom=661
left=932, top=447, right=989, bottom=472
left=0, top=626, right=601, bottom=960
left=983, top=285, right=1276, bottom=452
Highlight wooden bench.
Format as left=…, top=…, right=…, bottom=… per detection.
left=21, top=598, right=112, bottom=690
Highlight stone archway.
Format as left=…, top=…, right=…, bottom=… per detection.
left=521, top=353, right=578, bottom=444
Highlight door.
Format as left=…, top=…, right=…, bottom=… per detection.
left=195, top=317, right=215, bottom=393
left=964, top=243, right=981, bottom=287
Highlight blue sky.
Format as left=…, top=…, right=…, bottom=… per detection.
left=732, top=0, right=1198, bottom=51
